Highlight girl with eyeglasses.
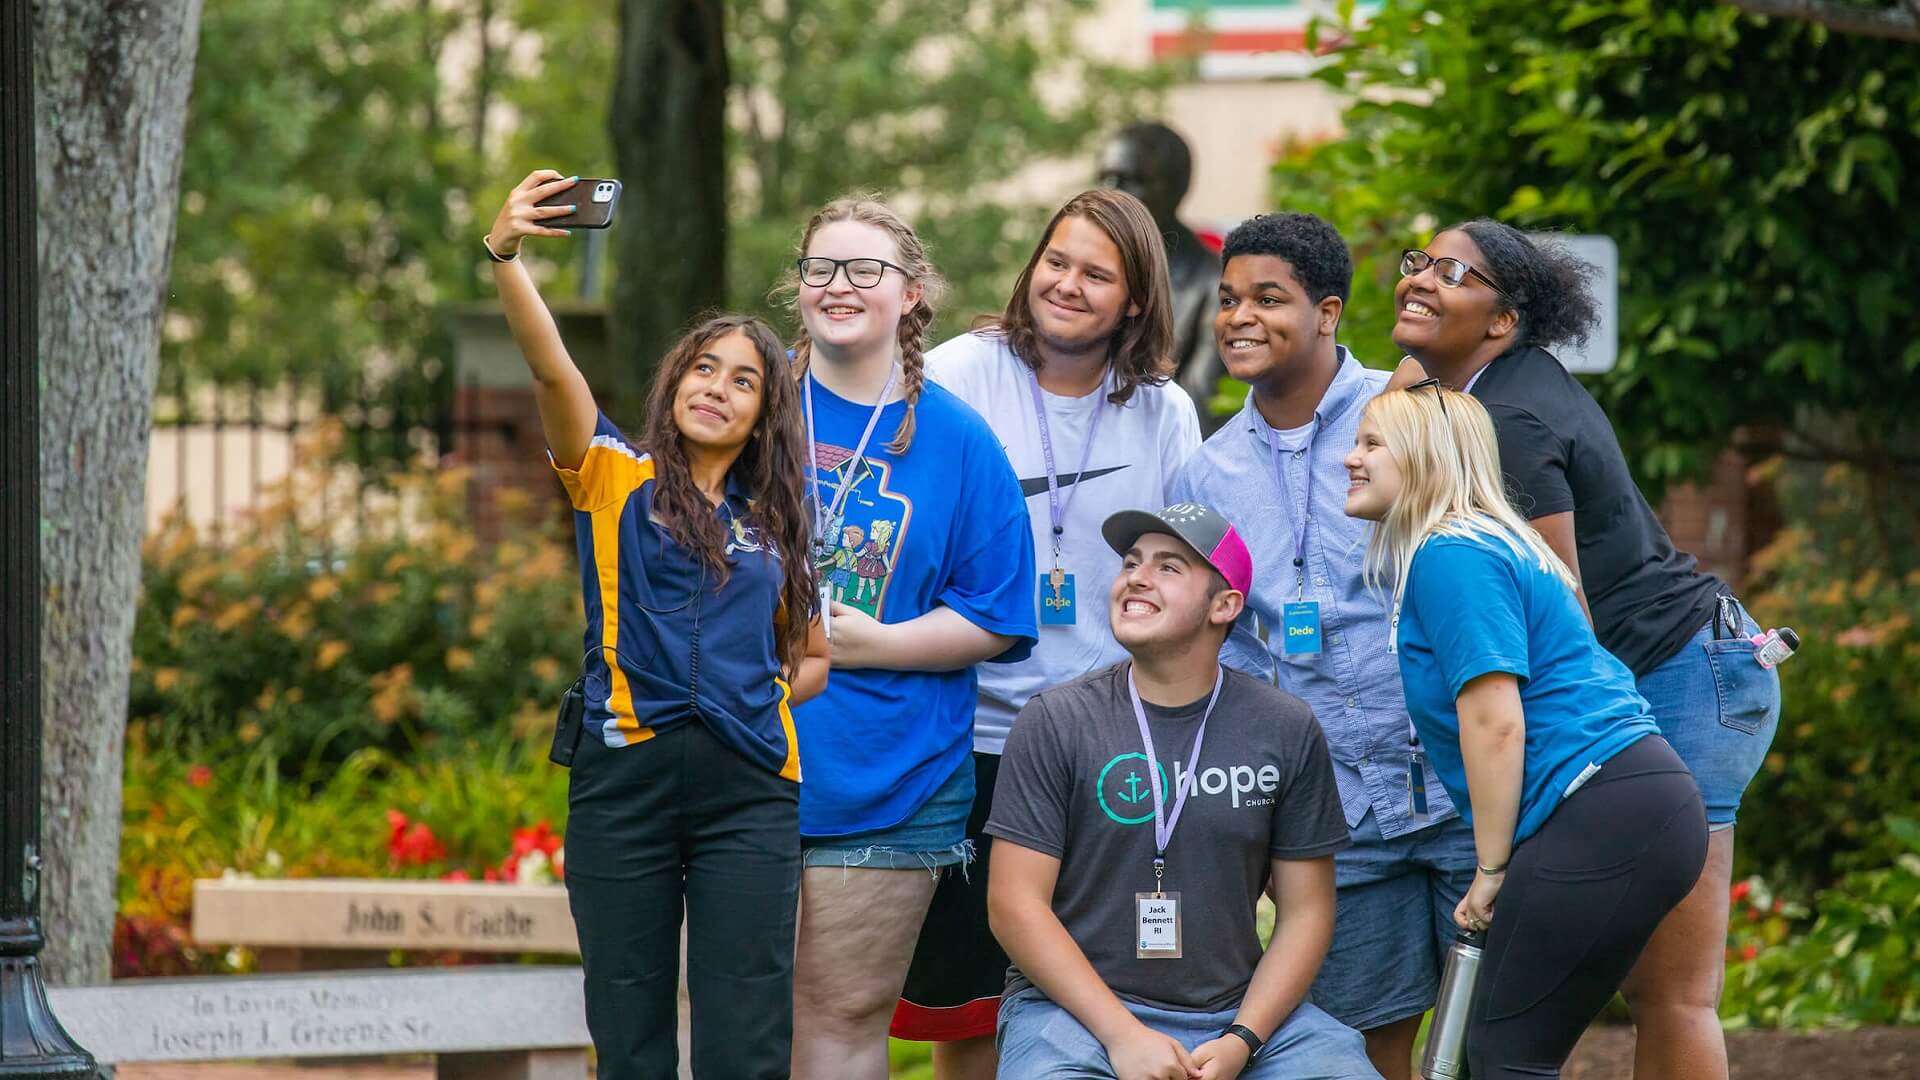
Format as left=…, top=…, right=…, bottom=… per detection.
left=1344, top=385, right=1707, bottom=1079
left=484, top=171, right=828, bottom=1079
left=1388, top=221, right=1781, bottom=1080
left=783, top=196, right=1038, bottom=1080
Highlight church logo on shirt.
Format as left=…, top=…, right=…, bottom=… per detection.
left=1095, top=751, right=1284, bottom=823
left=811, top=442, right=913, bottom=619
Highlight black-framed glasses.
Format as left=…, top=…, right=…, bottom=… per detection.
left=1400, top=249, right=1503, bottom=294
left=1407, top=376, right=1449, bottom=420
left=797, top=256, right=907, bottom=289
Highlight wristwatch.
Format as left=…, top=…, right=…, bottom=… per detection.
left=1225, top=1023, right=1263, bottom=1056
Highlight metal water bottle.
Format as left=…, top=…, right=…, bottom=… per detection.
left=1420, top=929, right=1486, bottom=1079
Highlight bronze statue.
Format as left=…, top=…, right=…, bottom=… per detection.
left=1099, top=122, right=1226, bottom=432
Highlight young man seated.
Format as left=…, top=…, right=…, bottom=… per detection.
left=985, top=503, right=1381, bottom=1080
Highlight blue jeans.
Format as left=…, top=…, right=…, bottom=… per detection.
left=801, top=753, right=975, bottom=870
left=1635, top=610, right=1781, bottom=829
left=1309, top=811, right=1477, bottom=1031
left=996, top=987, right=1380, bottom=1079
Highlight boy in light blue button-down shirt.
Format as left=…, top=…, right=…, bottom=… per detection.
left=1168, top=213, right=1477, bottom=1080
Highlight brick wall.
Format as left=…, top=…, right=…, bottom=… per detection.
left=449, top=383, right=570, bottom=542
left=1656, top=449, right=1763, bottom=593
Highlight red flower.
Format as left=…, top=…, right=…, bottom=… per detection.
left=1741, top=944, right=1758, bottom=962
left=442, top=869, right=472, bottom=883
left=384, top=810, right=447, bottom=867
left=186, top=764, right=213, bottom=789
left=1729, top=880, right=1752, bottom=904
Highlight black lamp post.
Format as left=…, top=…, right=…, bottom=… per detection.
left=0, top=2, right=99, bottom=1075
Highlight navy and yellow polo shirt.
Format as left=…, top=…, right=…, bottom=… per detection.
left=551, top=413, right=799, bottom=781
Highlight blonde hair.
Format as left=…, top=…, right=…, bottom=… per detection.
left=784, top=194, right=947, bottom=455
left=1361, top=387, right=1577, bottom=614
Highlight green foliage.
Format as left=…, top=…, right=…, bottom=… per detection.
left=132, top=436, right=581, bottom=767
left=171, top=0, right=1167, bottom=386
left=169, top=0, right=488, bottom=387
left=1735, top=460, right=1920, bottom=888
left=1278, top=0, right=1920, bottom=493
left=1721, top=823, right=1920, bottom=1028
left=119, top=727, right=569, bottom=975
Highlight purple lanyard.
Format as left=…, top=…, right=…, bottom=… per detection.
left=803, top=365, right=898, bottom=543
left=1025, top=371, right=1108, bottom=565
left=1127, top=664, right=1224, bottom=867
left=1264, top=418, right=1320, bottom=600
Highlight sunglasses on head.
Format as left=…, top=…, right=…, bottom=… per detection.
left=1399, top=249, right=1504, bottom=294
left=1406, top=376, right=1449, bottom=420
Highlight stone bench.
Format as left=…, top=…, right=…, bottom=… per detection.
left=47, top=965, right=589, bottom=1079
left=191, top=878, right=579, bottom=971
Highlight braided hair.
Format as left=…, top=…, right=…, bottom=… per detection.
left=783, top=195, right=947, bottom=454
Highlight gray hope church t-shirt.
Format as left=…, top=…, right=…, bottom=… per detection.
left=986, top=663, right=1350, bottom=1013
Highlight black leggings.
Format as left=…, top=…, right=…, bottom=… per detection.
left=1466, top=735, right=1707, bottom=1079
left=565, top=719, right=801, bottom=1080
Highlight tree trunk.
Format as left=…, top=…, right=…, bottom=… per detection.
left=33, top=0, right=203, bottom=987
left=610, top=0, right=729, bottom=384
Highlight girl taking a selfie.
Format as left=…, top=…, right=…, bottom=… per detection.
left=782, top=196, right=1037, bottom=1080
left=486, top=169, right=827, bottom=1080
left=1344, top=385, right=1707, bottom=1079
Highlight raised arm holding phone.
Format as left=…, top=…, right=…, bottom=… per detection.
left=486, top=169, right=825, bottom=1080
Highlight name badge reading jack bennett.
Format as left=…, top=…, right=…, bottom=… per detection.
left=1136, top=892, right=1182, bottom=958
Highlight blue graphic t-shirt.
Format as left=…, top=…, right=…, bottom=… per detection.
left=1397, top=529, right=1659, bottom=844
left=798, top=374, right=1038, bottom=836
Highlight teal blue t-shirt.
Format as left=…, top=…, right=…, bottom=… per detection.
left=1396, top=529, right=1658, bottom=844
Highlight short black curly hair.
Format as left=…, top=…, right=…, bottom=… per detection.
left=1221, top=212, right=1353, bottom=308
left=1444, top=219, right=1599, bottom=351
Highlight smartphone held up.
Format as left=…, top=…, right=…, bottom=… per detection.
left=537, top=178, right=622, bottom=229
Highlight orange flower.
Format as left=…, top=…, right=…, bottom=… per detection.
left=315, top=640, right=350, bottom=670
left=306, top=577, right=340, bottom=603
left=186, top=765, right=213, bottom=789
left=152, top=668, right=182, bottom=693
left=445, top=647, right=475, bottom=673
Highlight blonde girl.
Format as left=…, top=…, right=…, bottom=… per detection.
left=1343, top=386, right=1706, bottom=1079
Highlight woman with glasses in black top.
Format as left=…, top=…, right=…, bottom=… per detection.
left=1388, top=221, right=1780, bottom=1080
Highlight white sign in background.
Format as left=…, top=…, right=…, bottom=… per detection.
left=1549, top=234, right=1620, bottom=375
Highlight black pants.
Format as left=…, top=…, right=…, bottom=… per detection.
left=565, top=720, right=800, bottom=1080
left=1466, top=735, right=1707, bottom=1079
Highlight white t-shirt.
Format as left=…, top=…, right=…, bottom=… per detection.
left=926, top=330, right=1202, bottom=753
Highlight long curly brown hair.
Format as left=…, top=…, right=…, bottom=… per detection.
left=782, top=195, right=946, bottom=454
left=984, top=189, right=1174, bottom=405
left=637, top=314, right=814, bottom=673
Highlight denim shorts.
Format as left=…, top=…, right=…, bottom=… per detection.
left=1309, top=811, right=1477, bottom=1032
left=801, top=754, right=974, bottom=871
left=1635, top=609, right=1781, bottom=830
left=996, top=987, right=1379, bottom=1079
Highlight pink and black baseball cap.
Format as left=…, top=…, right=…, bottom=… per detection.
left=1101, top=503, right=1253, bottom=596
